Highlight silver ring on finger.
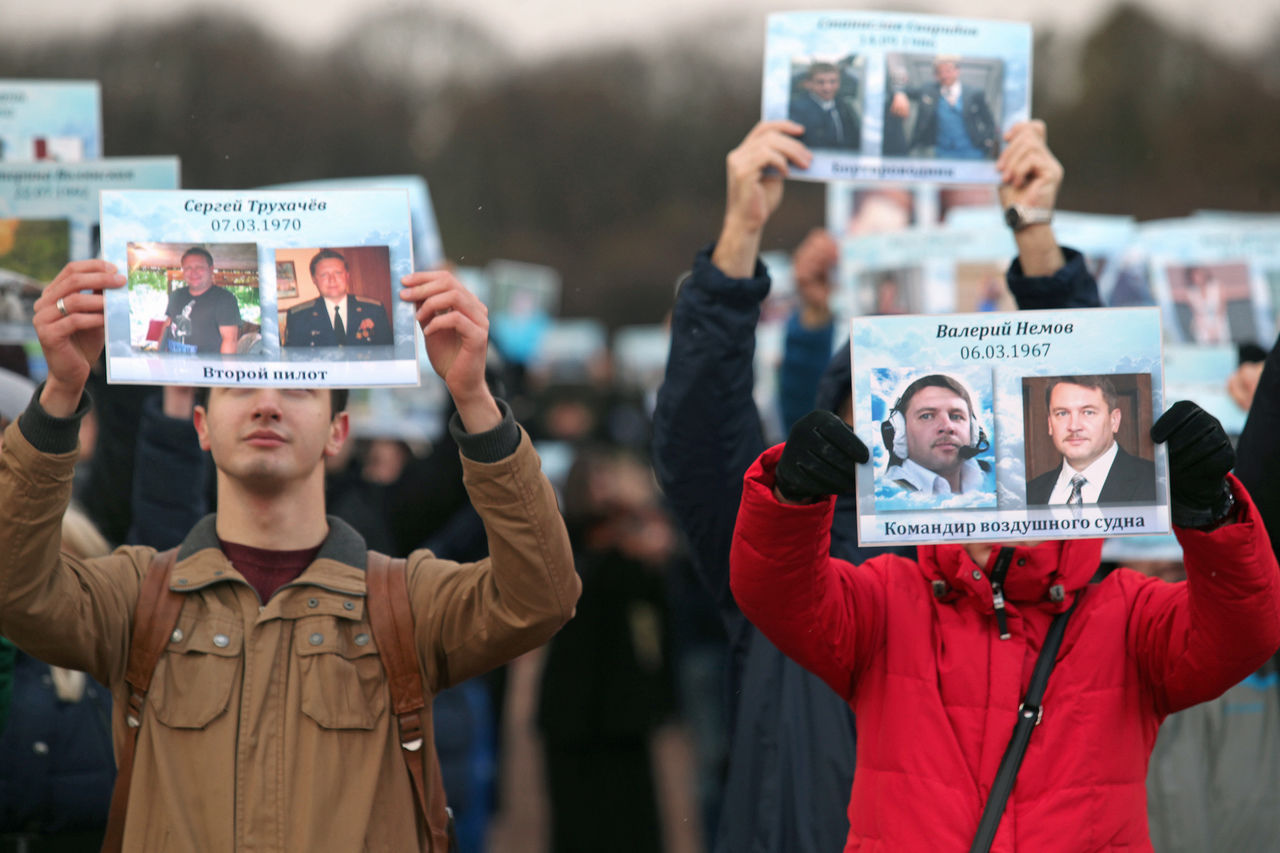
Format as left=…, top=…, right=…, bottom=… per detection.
left=56, top=296, right=70, bottom=317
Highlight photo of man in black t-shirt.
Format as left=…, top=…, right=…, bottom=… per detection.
left=161, top=246, right=241, bottom=354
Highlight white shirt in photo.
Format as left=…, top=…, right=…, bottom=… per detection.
left=1046, top=440, right=1119, bottom=504
left=885, top=456, right=986, bottom=495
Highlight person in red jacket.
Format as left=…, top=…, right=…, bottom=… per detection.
left=729, top=404, right=1280, bottom=852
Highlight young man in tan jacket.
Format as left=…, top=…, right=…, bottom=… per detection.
left=0, top=260, right=580, bottom=852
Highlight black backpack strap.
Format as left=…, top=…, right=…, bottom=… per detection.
left=968, top=569, right=1103, bottom=853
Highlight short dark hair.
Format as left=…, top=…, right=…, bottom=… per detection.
left=806, top=61, right=839, bottom=80
left=194, top=387, right=349, bottom=419
left=897, top=374, right=973, bottom=414
left=181, top=247, right=214, bottom=267
left=309, top=249, right=348, bottom=281
left=1044, top=375, right=1118, bottom=411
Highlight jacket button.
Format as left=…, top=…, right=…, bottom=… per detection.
left=308, top=598, right=319, bottom=608
left=171, top=629, right=184, bottom=643
left=971, top=570, right=983, bottom=581
left=1016, top=558, right=1026, bottom=567
left=33, top=741, right=49, bottom=755
left=212, top=634, right=230, bottom=648
left=343, top=601, right=355, bottom=611
left=354, top=633, right=370, bottom=646
left=310, top=633, right=325, bottom=646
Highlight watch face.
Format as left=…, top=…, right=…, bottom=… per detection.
left=1004, top=206, right=1021, bottom=229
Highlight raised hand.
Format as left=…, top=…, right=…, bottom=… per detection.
left=713, top=120, right=812, bottom=278
left=33, top=260, right=124, bottom=416
left=774, top=409, right=869, bottom=504
left=399, top=269, right=501, bottom=433
left=1151, top=400, right=1236, bottom=528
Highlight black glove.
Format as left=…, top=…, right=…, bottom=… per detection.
left=1151, top=400, right=1236, bottom=528
left=774, top=410, right=869, bottom=503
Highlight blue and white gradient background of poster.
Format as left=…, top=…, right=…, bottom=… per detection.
left=0, top=80, right=102, bottom=162
left=763, top=11, right=1031, bottom=184
left=850, top=307, right=1170, bottom=546
left=101, top=188, right=418, bottom=387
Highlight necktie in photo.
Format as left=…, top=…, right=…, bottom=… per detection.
left=1067, top=473, right=1087, bottom=507
left=828, top=107, right=844, bottom=144
left=333, top=305, right=346, bottom=345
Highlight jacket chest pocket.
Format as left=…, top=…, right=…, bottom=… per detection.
left=295, top=614, right=386, bottom=730
left=150, top=616, right=243, bottom=729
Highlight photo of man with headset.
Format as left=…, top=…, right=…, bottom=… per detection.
left=880, top=372, right=991, bottom=496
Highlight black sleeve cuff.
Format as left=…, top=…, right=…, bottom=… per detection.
left=686, top=243, right=772, bottom=304
left=1006, top=247, right=1102, bottom=310
left=17, top=382, right=91, bottom=454
left=449, top=398, right=520, bottom=463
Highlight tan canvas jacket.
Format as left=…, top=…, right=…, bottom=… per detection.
left=0, top=416, right=579, bottom=852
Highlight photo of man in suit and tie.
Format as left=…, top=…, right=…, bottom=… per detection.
left=281, top=247, right=392, bottom=348
left=788, top=59, right=862, bottom=152
left=1024, top=374, right=1158, bottom=506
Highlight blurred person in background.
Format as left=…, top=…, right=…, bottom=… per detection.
left=537, top=445, right=677, bottom=853
left=0, top=506, right=116, bottom=852
left=777, top=227, right=838, bottom=433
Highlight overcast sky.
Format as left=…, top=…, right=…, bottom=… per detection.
left=9, top=0, right=1279, bottom=59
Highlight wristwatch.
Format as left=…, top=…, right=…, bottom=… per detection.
left=1003, top=205, right=1053, bottom=231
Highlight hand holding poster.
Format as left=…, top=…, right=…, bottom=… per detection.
left=763, top=11, right=1031, bottom=184
left=100, top=189, right=418, bottom=387
left=850, top=307, right=1170, bottom=545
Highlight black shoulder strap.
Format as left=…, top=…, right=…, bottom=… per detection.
left=968, top=574, right=1098, bottom=853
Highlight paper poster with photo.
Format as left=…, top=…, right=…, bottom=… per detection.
left=0, top=80, right=102, bottom=162
left=826, top=182, right=941, bottom=237
left=850, top=307, right=1169, bottom=546
left=613, top=324, right=671, bottom=394
left=487, top=259, right=560, bottom=366
left=529, top=318, right=608, bottom=383
left=100, top=189, right=417, bottom=387
left=841, top=225, right=1018, bottom=315
left=1142, top=218, right=1280, bottom=347
left=946, top=207, right=1140, bottom=297
left=1163, top=343, right=1247, bottom=436
left=763, top=11, right=1031, bottom=184
left=0, top=157, right=180, bottom=342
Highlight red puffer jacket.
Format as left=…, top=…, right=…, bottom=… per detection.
left=730, top=444, right=1280, bottom=853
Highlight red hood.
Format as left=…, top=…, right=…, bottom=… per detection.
left=918, top=537, right=1104, bottom=614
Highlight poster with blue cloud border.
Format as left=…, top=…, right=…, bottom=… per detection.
left=763, top=11, right=1031, bottom=184
left=1140, top=218, right=1280, bottom=347
left=0, top=80, right=102, bottom=162
left=101, top=189, right=418, bottom=388
left=850, top=307, right=1170, bottom=546
left=839, top=225, right=1018, bottom=315
left=0, top=157, right=179, bottom=342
